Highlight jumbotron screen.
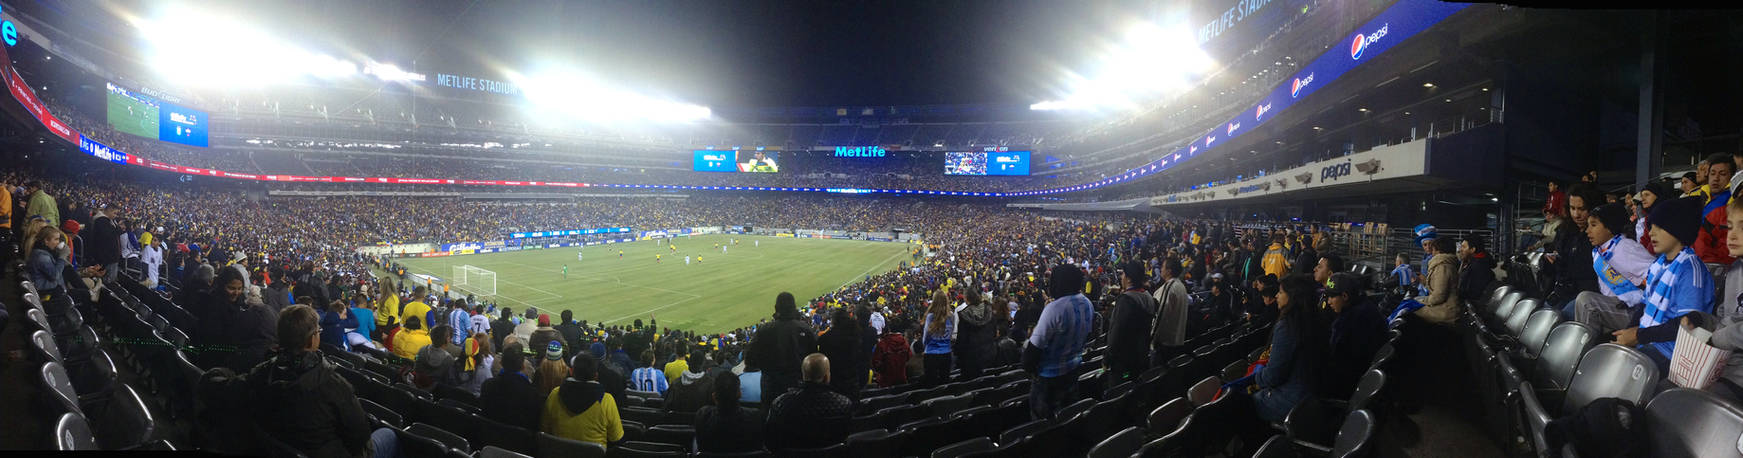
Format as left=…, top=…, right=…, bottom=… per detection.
left=692, top=150, right=780, bottom=173
left=105, top=82, right=209, bottom=147
left=945, top=151, right=1030, bottom=176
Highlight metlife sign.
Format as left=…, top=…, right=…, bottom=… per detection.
left=834, top=146, right=887, bottom=158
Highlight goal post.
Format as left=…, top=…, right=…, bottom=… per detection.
left=450, top=264, right=497, bottom=297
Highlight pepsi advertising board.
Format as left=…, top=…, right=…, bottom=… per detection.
left=158, top=101, right=208, bottom=147
left=693, top=150, right=737, bottom=172
left=1014, top=0, right=1468, bottom=196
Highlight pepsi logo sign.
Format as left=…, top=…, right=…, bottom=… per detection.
left=1226, top=122, right=1241, bottom=135
left=1350, top=23, right=1390, bottom=60
left=1206, top=135, right=1217, bottom=147
left=1291, top=73, right=1315, bottom=98
left=1255, top=102, right=1272, bottom=120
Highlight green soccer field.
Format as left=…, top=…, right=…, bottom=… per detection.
left=392, top=234, right=915, bottom=334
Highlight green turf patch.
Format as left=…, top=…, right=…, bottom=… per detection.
left=392, top=234, right=915, bottom=333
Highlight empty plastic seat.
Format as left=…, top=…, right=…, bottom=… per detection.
left=644, top=424, right=694, bottom=449
left=537, top=432, right=607, bottom=458
left=406, top=423, right=470, bottom=454
left=930, top=437, right=994, bottom=458
left=1146, top=397, right=1193, bottom=437
left=1504, top=300, right=1541, bottom=335
left=1516, top=310, right=1562, bottom=358
left=477, top=445, right=533, bottom=458
left=94, top=384, right=159, bottom=450
left=844, top=428, right=906, bottom=458
left=360, top=399, right=403, bottom=429
left=40, top=361, right=82, bottom=416
left=1489, top=291, right=1525, bottom=323
left=1330, top=410, right=1377, bottom=457
left=1565, top=344, right=1659, bottom=411
left=920, top=393, right=974, bottom=420
left=614, top=441, right=688, bottom=457
left=1087, top=426, right=1146, bottom=458
left=54, top=412, right=98, bottom=451
left=1535, top=322, right=1600, bottom=390
left=776, top=443, right=845, bottom=457
left=1188, top=376, right=1222, bottom=406
left=1645, top=389, right=1743, bottom=457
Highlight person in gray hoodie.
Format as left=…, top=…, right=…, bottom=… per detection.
left=954, top=291, right=999, bottom=382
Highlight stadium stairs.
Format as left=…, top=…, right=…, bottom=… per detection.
left=16, top=255, right=1743, bottom=456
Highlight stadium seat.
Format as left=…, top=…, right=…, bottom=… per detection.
left=858, top=393, right=908, bottom=414
left=477, top=445, right=534, bottom=458
left=844, top=428, right=907, bottom=458
left=643, top=424, right=694, bottom=449
left=621, top=406, right=667, bottom=426
left=361, top=399, right=403, bottom=430
left=1187, top=375, right=1222, bottom=405
left=695, top=450, right=773, bottom=458
left=1087, top=426, right=1146, bottom=458
left=54, top=412, right=98, bottom=451
left=956, top=402, right=1024, bottom=443
left=1515, top=309, right=1561, bottom=359
left=407, top=423, right=471, bottom=454
left=1644, top=388, right=1743, bottom=457
left=1146, top=397, right=1193, bottom=437
left=39, top=361, right=82, bottom=417
left=773, top=443, right=845, bottom=457
left=871, top=404, right=927, bottom=431
left=1138, top=390, right=1247, bottom=457
left=920, top=393, right=975, bottom=420
left=1534, top=322, right=1600, bottom=391
left=1503, top=299, right=1541, bottom=335
left=1488, top=291, right=1525, bottom=324
left=93, top=384, right=159, bottom=450
left=611, top=441, right=688, bottom=457
left=930, top=437, right=994, bottom=458
left=1221, top=360, right=1249, bottom=381
left=1563, top=343, right=1659, bottom=412
left=1054, top=397, right=1095, bottom=421
left=69, top=350, right=118, bottom=404
left=537, top=432, right=607, bottom=458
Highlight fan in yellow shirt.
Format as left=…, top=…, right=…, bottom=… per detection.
left=401, top=286, right=432, bottom=328
left=543, top=355, right=624, bottom=447
left=392, top=316, right=432, bottom=360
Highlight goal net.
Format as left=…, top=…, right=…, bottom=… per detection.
left=450, top=264, right=497, bottom=297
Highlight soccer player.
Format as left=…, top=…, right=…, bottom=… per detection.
left=577, top=250, right=584, bottom=262
left=619, top=250, right=624, bottom=260
left=697, top=256, right=703, bottom=264
left=685, top=256, right=691, bottom=265
left=656, top=254, right=661, bottom=263
left=755, top=240, right=759, bottom=247
left=563, top=264, right=568, bottom=279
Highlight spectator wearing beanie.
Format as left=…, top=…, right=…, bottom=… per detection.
left=1614, top=196, right=1716, bottom=371
left=1104, top=260, right=1158, bottom=388
left=1320, top=273, right=1386, bottom=399
left=530, top=314, right=562, bottom=361
left=1023, top=264, right=1094, bottom=420
left=746, top=292, right=818, bottom=403
left=536, top=341, right=571, bottom=400
left=1571, top=203, right=1656, bottom=333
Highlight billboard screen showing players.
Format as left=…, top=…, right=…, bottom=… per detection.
left=945, top=151, right=1030, bottom=176
left=106, top=83, right=158, bottom=139
left=104, top=82, right=209, bottom=147
left=693, top=150, right=780, bottom=173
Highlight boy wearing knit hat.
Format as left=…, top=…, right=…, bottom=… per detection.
left=1612, top=196, right=1715, bottom=371
left=1570, top=203, right=1656, bottom=332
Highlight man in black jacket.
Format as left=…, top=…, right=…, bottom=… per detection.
left=1105, top=261, right=1158, bottom=388
left=764, top=353, right=852, bottom=451
left=480, top=342, right=542, bottom=431
left=1457, top=234, right=1497, bottom=306
left=206, top=304, right=392, bottom=457
left=745, top=292, right=817, bottom=402
left=556, top=310, right=586, bottom=357
left=490, top=308, right=516, bottom=350
left=1320, top=273, right=1386, bottom=399
left=88, top=204, right=122, bottom=281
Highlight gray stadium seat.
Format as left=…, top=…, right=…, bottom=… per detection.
left=1504, top=299, right=1541, bottom=335
left=477, top=445, right=533, bottom=458
left=94, top=384, right=158, bottom=449
left=1564, top=343, right=1660, bottom=412
left=1516, top=310, right=1561, bottom=359
left=54, top=412, right=98, bottom=451
left=1488, top=292, right=1526, bottom=326
left=1087, top=427, right=1146, bottom=458
left=1330, top=410, right=1377, bottom=457
left=1646, top=388, right=1743, bottom=458
left=931, top=437, right=994, bottom=458
left=1534, top=322, right=1599, bottom=390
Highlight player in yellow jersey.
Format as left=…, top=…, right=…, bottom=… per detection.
left=656, top=254, right=661, bottom=263
left=697, top=255, right=703, bottom=263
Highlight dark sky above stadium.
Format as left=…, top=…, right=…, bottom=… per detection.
left=53, top=0, right=1164, bottom=108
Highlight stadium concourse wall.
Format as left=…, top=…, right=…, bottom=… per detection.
left=374, top=226, right=923, bottom=260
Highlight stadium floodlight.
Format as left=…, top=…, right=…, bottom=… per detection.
left=515, top=69, right=711, bottom=123
left=1030, top=21, right=1212, bottom=112
left=134, top=7, right=365, bottom=88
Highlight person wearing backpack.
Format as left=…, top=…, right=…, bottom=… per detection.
left=1151, top=258, right=1191, bottom=367
left=1105, top=261, right=1159, bottom=388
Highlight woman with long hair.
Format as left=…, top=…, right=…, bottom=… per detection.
left=26, top=226, right=100, bottom=300
left=921, top=289, right=956, bottom=387
left=535, top=340, right=571, bottom=400
left=1248, top=274, right=1328, bottom=422
left=462, top=332, right=496, bottom=396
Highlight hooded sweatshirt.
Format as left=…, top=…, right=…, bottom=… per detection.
left=541, top=379, right=623, bottom=446
left=954, top=301, right=998, bottom=369
left=664, top=369, right=715, bottom=412
left=247, top=350, right=371, bottom=458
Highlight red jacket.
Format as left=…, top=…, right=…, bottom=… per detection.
left=1544, top=190, right=1567, bottom=216
left=871, top=333, right=911, bottom=387
left=1697, top=206, right=1734, bottom=264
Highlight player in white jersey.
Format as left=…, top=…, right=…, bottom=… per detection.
left=685, top=256, right=691, bottom=265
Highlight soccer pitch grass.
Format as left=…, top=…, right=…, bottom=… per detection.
left=394, top=234, right=915, bottom=334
